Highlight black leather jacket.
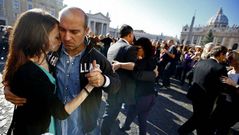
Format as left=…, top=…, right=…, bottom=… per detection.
left=48, top=38, right=120, bottom=133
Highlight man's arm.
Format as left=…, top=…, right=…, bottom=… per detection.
left=113, top=61, right=158, bottom=81
left=163, top=48, right=175, bottom=59
left=4, top=85, right=27, bottom=106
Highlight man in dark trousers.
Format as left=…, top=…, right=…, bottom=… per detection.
left=161, top=39, right=177, bottom=88
left=178, top=46, right=228, bottom=135
left=101, top=24, right=137, bottom=135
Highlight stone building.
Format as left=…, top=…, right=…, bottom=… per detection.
left=0, top=0, right=64, bottom=26
left=180, top=8, right=239, bottom=50
left=87, top=12, right=110, bottom=36
left=109, top=28, right=166, bottom=41
left=87, top=11, right=165, bottom=41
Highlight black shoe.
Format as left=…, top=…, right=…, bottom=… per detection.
left=120, top=126, right=130, bottom=132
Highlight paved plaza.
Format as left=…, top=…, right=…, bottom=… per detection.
left=1, top=75, right=239, bottom=135
left=0, top=75, right=195, bottom=135
left=0, top=75, right=14, bottom=135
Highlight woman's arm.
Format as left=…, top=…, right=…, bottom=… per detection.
left=12, top=63, right=95, bottom=119
left=64, top=84, right=94, bottom=114
left=112, top=60, right=135, bottom=71
left=221, top=76, right=239, bottom=94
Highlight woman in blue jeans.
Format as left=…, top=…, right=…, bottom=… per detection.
left=113, top=37, right=157, bottom=135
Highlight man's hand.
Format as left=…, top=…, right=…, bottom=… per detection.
left=112, top=60, right=121, bottom=72
left=4, top=85, right=27, bottom=106
left=85, top=60, right=104, bottom=87
left=154, top=66, right=159, bottom=77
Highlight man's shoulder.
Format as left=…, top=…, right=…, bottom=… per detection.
left=125, top=45, right=137, bottom=52
left=113, top=40, right=128, bottom=46
left=109, top=41, right=128, bottom=52
left=198, top=59, right=225, bottom=70
left=206, top=59, right=221, bottom=66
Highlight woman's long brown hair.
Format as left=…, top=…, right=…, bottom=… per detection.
left=2, top=8, right=58, bottom=84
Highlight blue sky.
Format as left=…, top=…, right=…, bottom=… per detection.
left=63, top=0, right=239, bottom=37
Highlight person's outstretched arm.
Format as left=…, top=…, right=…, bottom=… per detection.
left=4, top=83, right=27, bottom=106
left=64, top=84, right=94, bottom=114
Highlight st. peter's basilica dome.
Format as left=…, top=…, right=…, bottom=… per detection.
left=208, top=8, right=228, bottom=27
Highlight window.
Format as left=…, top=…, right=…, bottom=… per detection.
left=0, top=19, right=6, bottom=25
left=12, top=0, right=20, bottom=13
left=28, top=4, right=32, bottom=9
left=0, top=0, right=4, bottom=16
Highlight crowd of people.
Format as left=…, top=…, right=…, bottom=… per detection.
left=0, top=25, right=12, bottom=71
left=1, top=6, right=239, bottom=135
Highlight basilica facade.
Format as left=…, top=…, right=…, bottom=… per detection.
left=87, top=12, right=111, bottom=36
left=180, top=8, right=239, bottom=50
left=87, top=11, right=165, bottom=40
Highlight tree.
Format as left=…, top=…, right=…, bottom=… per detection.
left=202, top=29, right=214, bottom=45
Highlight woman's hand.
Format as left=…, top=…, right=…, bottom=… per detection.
left=220, top=76, right=237, bottom=87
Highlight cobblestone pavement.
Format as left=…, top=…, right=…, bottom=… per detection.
left=0, top=77, right=14, bottom=135
left=107, top=79, right=195, bottom=135
left=0, top=76, right=195, bottom=135
left=1, top=74, right=238, bottom=135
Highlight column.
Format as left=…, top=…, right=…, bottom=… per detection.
left=94, top=22, right=97, bottom=34
left=229, top=38, right=235, bottom=49
left=93, top=21, right=96, bottom=34
left=103, top=23, right=106, bottom=35
left=213, top=37, right=217, bottom=44
left=221, top=37, right=226, bottom=46
left=101, top=23, right=103, bottom=35
left=106, top=24, right=109, bottom=34
left=198, top=36, right=202, bottom=45
left=191, top=36, right=195, bottom=44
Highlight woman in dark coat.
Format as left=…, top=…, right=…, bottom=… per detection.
left=2, top=9, right=97, bottom=135
left=113, top=37, right=157, bottom=135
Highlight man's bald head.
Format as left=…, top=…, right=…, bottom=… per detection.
left=59, top=7, right=88, bottom=28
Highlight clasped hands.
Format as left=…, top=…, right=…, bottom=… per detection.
left=3, top=60, right=105, bottom=106
left=85, top=60, right=105, bottom=87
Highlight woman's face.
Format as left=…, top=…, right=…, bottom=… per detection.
left=48, top=24, right=61, bottom=52
left=137, top=46, right=144, bottom=59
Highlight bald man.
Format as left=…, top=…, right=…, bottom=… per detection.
left=4, top=7, right=120, bottom=135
